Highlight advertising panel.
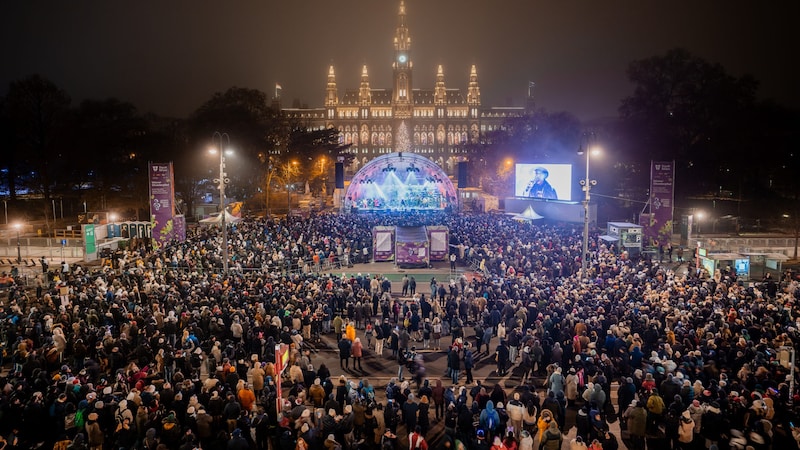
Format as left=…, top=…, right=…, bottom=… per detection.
left=645, top=161, right=675, bottom=246
left=149, top=162, right=177, bottom=247
left=515, top=163, right=573, bottom=201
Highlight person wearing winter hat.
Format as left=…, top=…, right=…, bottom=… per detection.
left=491, top=435, right=507, bottom=450
left=570, top=436, right=588, bottom=450
left=85, top=412, right=104, bottom=450
left=325, top=434, right=341, bottom=450
left=519, top=430, right=534, bottom=450
left=229, top=428, right=249, bottom=450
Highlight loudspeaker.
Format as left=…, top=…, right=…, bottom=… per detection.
left=457, top=162, right=469, bottom=188
left=335, top=162, right=345, bottom=189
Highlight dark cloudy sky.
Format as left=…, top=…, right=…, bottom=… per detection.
left=2, top=0, right=796, bottom=121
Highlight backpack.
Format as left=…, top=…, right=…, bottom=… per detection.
left=74, top=408, right=86, bottom=428
left=386, top=384, right=396, bottom=400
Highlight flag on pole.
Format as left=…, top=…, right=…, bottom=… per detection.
left=276, top=83, right=283, bottom=90
left=275, top=83, right=283, bottom=99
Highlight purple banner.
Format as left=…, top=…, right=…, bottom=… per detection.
left=647, top=161, right=675, bottom=246
left=149, top=162, right=177, bottom=247
left=173, top=214, right=187, bottom=242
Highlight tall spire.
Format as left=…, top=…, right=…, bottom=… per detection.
left=359, top=64, right=371, bottom=106
left=394, top=0, right=411, bottom=54
left=467, top=64, right=481, bottom=106
left=392, top=1, right=413, bottom=109
left=434, top=65, right=446, bottom=106
left=325, top=65, right=338, bottom=107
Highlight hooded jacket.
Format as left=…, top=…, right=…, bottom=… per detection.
left=479, top=400, right=500, bottom=432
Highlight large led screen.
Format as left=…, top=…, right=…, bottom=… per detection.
left=515, top=163, right=573, bottom=201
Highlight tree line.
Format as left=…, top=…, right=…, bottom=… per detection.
left=1, top=48, right=797, bottom=226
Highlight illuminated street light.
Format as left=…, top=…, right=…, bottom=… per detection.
left=210, top=132, right=233, bottom=273
left=14, top=223, right=21, bottom=263
left=578, top=133, right=601, bottom=279
left=695, top=210, right=705, bottom=236
left=287, top=160, right=298, bottom=215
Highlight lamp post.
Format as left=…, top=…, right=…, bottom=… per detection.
left=696, top=211, right=704, bottom=237
left=211, top=132, right=232, bottom=273
left=14, top=223, right=22, bottom=263
left=286, top=160, right=297, bottom=215
left=579, top=133, right=600, bottom=279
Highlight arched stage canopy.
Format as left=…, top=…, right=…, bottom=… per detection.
left=345, top=152, right=458, bottom=212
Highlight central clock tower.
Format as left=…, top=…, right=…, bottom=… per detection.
left=393, top=0, right=412, bottom=119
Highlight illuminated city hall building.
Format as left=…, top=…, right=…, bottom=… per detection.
left=281, top=1, right=533, bottom=176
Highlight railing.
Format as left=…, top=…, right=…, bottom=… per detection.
left=106, top=253, right=361, bottom=278
left=0, top=243, right=84, bottom=261
left=54, top=229, right=83, bottom=239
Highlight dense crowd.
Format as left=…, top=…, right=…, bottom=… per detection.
left=0, top=212, right=799, bottom=450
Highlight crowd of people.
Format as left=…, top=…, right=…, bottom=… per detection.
left=0, top=211, right=799, bottom=450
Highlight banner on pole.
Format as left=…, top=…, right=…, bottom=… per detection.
left=149, top=162, right=178, bottom=247
left=646, top=161, right=675, bottom=246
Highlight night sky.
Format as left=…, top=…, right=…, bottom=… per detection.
left=2, top=0, right=796, bottom=121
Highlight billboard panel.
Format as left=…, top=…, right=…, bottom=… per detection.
left=515, top=163, right=573, bottom=201
left=149, top=162, right=177, bottom=247
left=646, top=161, right=675, bottom=246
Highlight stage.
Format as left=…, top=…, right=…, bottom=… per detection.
left=345, top=152, right=458, bottom=213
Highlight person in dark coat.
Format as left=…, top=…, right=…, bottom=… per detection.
left=447, top=347, right=461, bottom=385
left=495, top=341, right=510, bottom=376
left=384, top=399, right=399, bottom=433
left=617, top=377, right=636, bottom=424
left=339, top=337, right=352, bottom=370
left=402, top=394, right=420, bottom=433
left=418, top=395, right=431, bottom=435
left=227, top=428, right=250, bottom=450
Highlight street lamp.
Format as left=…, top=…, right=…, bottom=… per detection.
left=287, top=160, right=298, bottom=215
left=13, top=223, right=21, bottom=263
left=696, top=211, right=705, bottom=236
left=210, top=132, right=233, bottom=273
left=579, top=134, right=600, bottom=279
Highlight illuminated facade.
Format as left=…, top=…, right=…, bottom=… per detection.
left=280, top=1, right=533, bottom=175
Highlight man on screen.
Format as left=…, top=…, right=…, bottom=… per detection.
left=523, top=166, right=558, bottom=199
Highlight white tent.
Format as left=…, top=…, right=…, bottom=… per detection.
left=512, top=205, right=544, bottom=221
left=199, top=211, right=242, bottom=225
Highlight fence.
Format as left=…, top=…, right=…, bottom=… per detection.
left=0, top=239, right=84, bottom=262
left=105, top=253, right=358, bottom=279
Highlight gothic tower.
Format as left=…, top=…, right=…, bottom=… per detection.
left=393, top=0, right=413, bottom=119
left=325, top=65, right=338, bottom=120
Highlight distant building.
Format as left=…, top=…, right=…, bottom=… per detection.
left=278, top=1, right=534, bottom=176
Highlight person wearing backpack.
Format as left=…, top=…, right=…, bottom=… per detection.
left=540, top=421, right=562, bottom=450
